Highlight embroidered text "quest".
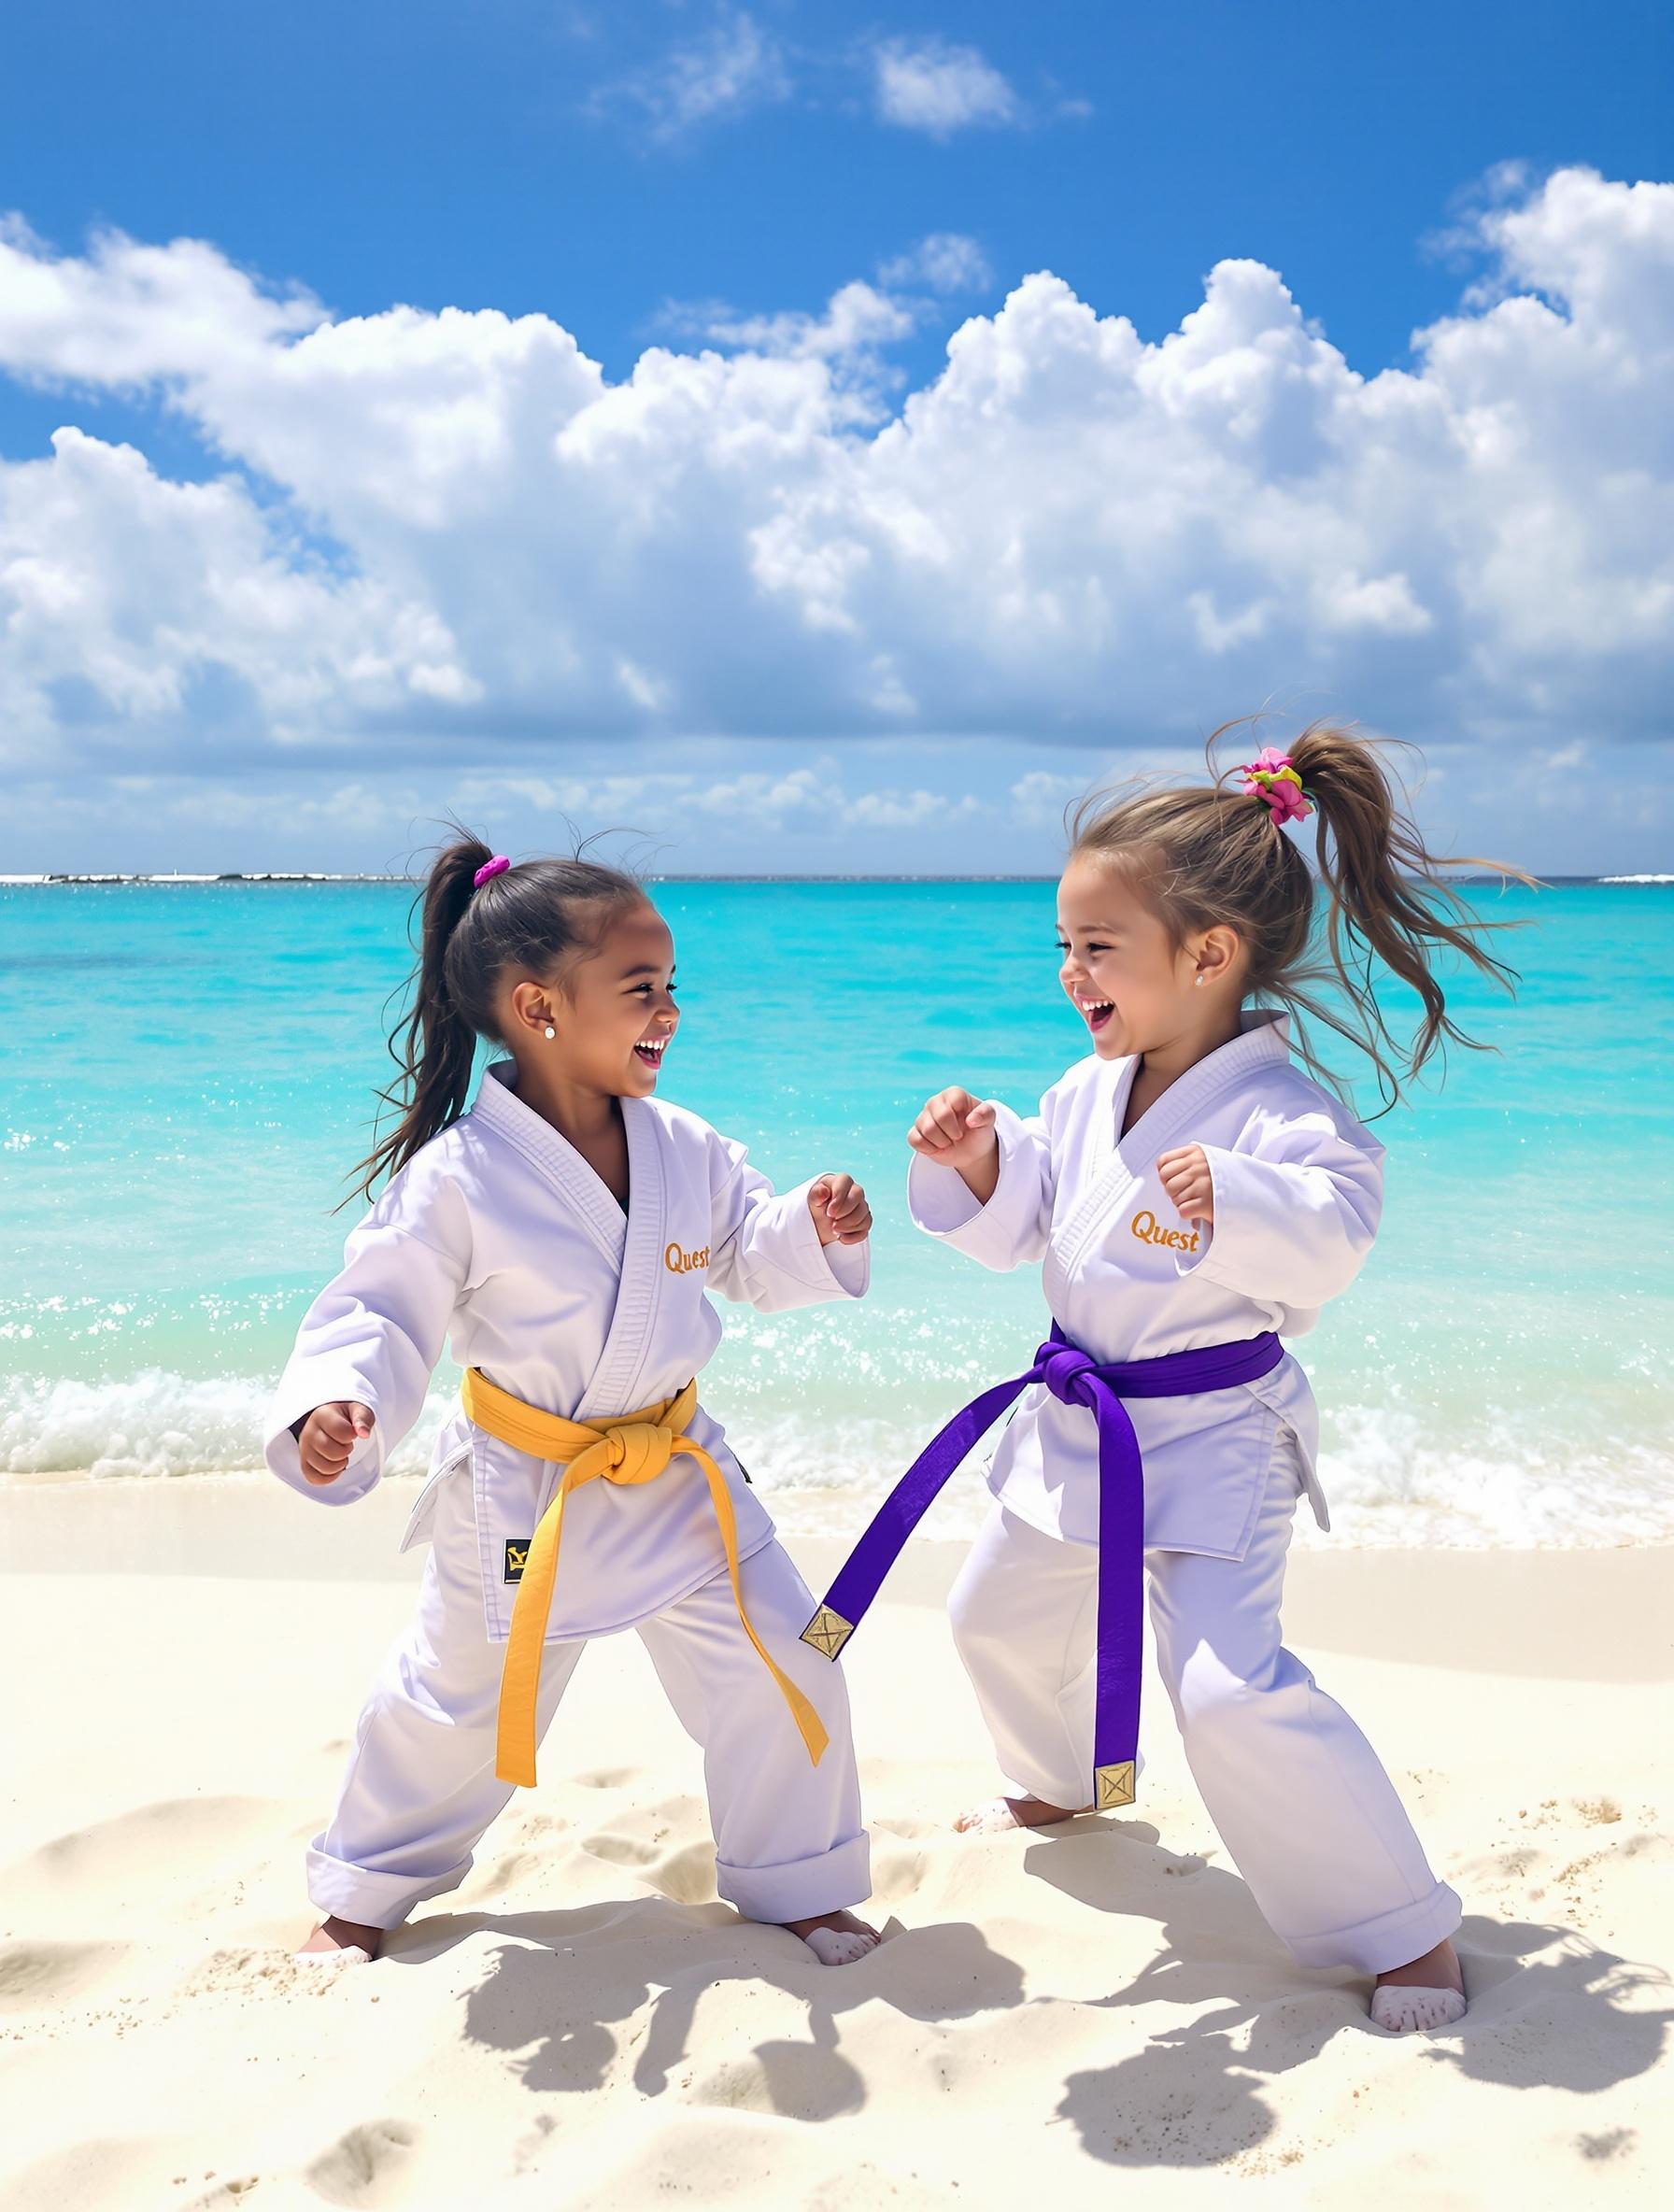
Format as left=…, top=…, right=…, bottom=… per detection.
left=1129, top=1208, right=1200, bottom=1255
left=663, top=1241, right=710, bottom=1274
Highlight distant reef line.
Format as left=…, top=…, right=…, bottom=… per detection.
left=0, top=871, right=1664, bottom=888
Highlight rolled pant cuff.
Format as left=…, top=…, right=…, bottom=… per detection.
left=715, top=1830, right=872, bottom=1924
left=1284, top=1880, right=1464, bottom=1975
left=305, top=1836, right=475, bottom=1932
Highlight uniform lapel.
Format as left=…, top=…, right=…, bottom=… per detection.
left=469, top=1071, right=669, bottom=1419
left=579, top=1097, right=668, bottom=1417
left=1044, top=1056, right=1135, bottom=1305
left=1053, top=1014, right=1292, bottom=1279
left=470, top=1062, right=628, bottom=1272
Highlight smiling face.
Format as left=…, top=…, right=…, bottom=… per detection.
left=501, top=897, right=680, bottom=1098
left=1057, top=853, right=1240, bottom=1061
left=566, top=900, right=680, bottom=1097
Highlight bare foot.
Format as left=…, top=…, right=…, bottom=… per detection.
left=783, top=1908, right=880, bottom=1965
left=295, top=1914, right=383, bottom=1963
left=1370, top=1937, right=1466, bottom=2032
left=955, top=1794, right=1096, bottom=1835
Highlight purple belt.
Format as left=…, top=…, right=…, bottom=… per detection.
left=802, top=1324, right=1284, bottom=1809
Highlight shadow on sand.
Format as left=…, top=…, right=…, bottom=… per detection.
left=393, top=1895, right=1028, bottom=2118
left=1023, top=1820, right=1674, bottom=2168
left=384, top=1813, right=1669, bottom=2156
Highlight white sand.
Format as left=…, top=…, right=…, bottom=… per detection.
left=2, top=1474, right=1671, bottom=2209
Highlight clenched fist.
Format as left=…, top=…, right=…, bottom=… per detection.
left=809, top=1173, right=872, bottom=1246
left=294, top=1399, right=376, bottom=1486
left=908, top=1087, right=1000, bottom=1204
left=1156, top=1143, right=1214, bottom=1227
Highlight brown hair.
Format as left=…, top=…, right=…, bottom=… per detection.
left=1069, top=719, right=1536, bottom=1113
left=351, top=832, right=645, bottom=1199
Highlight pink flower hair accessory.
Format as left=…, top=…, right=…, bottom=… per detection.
left=473, top=854, right=511, bottom=889
left=1239, top=747, right=1314, bottom=826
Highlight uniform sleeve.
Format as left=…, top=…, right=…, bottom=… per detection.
left=906, top=1096, right=1056, bottom=1272
left=705, top=1138, right=870, bottom=1312
left=262, top=1165, right=473, bottom=1506
left=1186, top=1102, right=1384, bottom=1310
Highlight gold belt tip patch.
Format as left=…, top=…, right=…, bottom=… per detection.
left=1095, top=1762, right=1136, bottom=1811
left=801, top=1605, right=855, bottom=1661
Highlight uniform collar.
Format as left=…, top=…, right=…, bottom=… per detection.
left=469, top=1059, right=639, bottom=1260
left=1102, top=1005, right=1291, bottom=1090
left=1106, top=1007, right=1292, bottom=1156
left=1193, top=1006, right=1293, bottom=1085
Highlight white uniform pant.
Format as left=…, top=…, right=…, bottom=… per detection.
left=948, top=1446, right=1461, bottom=1975
left=307, top=1494, right=870, bottom=1931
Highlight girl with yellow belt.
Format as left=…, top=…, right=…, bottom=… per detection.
left=264, top=839, right=877, bottom=1967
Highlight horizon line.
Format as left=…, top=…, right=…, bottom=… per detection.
left=3, top=871, right=1664, bottom=888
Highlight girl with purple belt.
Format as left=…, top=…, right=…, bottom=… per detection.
left=805, top=721, right=1526, bottom=2032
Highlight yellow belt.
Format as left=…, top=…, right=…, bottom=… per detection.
left=460, top=1368, right=830, bottom=1788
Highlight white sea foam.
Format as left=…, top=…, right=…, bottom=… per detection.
left=4, top=1368, right=1673, bottom=1549
left=1297, top=1401, right=1674, bottom=1550
left=0, top=1371, right=453, bottom=1482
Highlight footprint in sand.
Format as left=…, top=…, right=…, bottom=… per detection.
left=0, top=1937, right=132, bottom=2014
left=4, top=1796, right=276, bottom=1917
left=580, top=1827, right=661, bottom=1870
left=582, top=1826, right=718, bottom=1906
left=304, top=2118, right=419, bottom=2208
left=688, top=2043, right=866, bottom=2123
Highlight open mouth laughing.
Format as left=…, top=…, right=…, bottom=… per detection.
left=1071, top=994, right=1115, bottom=1034
left=633, top=1032, right=672, bottom=1070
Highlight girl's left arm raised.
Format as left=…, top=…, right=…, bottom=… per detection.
left=1169, top=1107, right=1385, bottom=1312
left=704, top=1139, right=871, bottom=1312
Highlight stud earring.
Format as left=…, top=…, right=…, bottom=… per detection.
left=1194, top=975, right=1205, bottom=988
left=544, top=1024, right=556, bottom=1039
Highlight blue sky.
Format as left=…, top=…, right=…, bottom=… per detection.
left=0, top=2, right=1669, bottom=873
left=7, top=1, right=1667, bottom=386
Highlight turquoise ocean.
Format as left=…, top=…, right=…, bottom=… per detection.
left=2, top=879, right=1670, bottom=1548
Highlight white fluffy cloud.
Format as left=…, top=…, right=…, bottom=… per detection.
left=871, top=37, right=1020, bottom=136
left=663, top=234, right=993, bottom=411
left=0, top=167, right=1670, bottom=844
left=578, top=18, right=1045, bottom=151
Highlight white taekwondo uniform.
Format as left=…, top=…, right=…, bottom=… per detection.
left=264, top=1062, right=871, bottom=1932
left=909, top=1013, right=1460, bottom=1975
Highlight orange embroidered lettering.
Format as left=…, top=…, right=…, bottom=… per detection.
left=663, top=1241, right=711, bottom=1275
left=1129, top=1208, right=1199, bottom=1255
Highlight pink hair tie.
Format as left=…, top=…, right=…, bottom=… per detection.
left=473, top=854, right=510, bottom=889
left=1238, top=747, right=1314, bottom=826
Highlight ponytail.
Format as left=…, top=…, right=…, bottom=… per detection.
left=1284, top=723, right=1531, bottom=1103
left=349, top=833, right=645, bottom=1201
left=1070, top=718, right=1536, bottom=1113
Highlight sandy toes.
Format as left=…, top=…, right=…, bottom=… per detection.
left=1369, top=1984, right=1468, bottom=2034
left=802, top=1923, right=880, bottom=1965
